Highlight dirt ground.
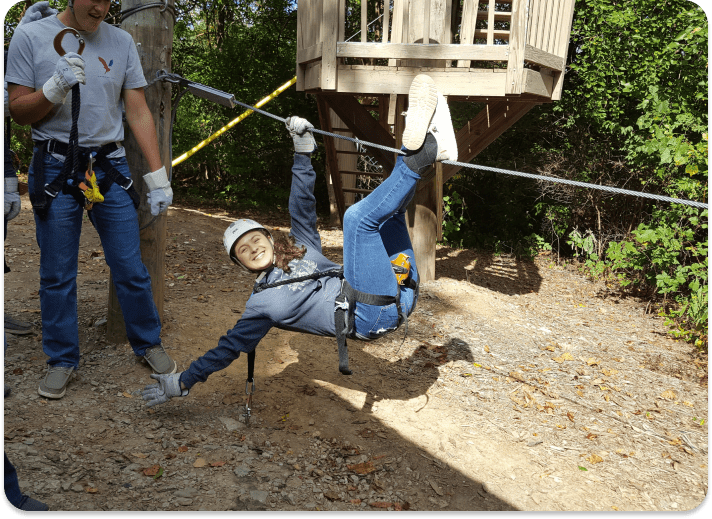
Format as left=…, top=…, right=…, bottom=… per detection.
left=3, top=193, right=708, bottom=511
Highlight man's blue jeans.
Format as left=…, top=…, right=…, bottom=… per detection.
left=343, top=154, right=420, bottom=339
left=28, top=147, right=162, bottom=369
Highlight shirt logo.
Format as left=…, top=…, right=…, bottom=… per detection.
left=98, top=57, right=113, bottom=73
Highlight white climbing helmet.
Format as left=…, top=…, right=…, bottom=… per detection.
left=223, top=219, right=273, bottom=266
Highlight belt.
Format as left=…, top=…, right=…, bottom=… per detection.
left=45, top=140, right=121, bottom=157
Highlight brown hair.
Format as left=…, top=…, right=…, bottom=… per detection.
left=271, top=230, right=307, bottom=273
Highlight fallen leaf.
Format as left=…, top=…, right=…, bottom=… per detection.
left=586, top=454, right=604, bottom=464
left=193, top=458, right=207, bottom=468
left=142, top=464, right=160, bottom=476
left=347, top=461, right=375, bottom=475
left=153, top=467, right=164, bottom=480
left=586, top=433, right=598, bottom=440
left=178, top=446, right=188, bottom=453
left=210, top=461, right=226, bottom=467
left=122, top=392, right=133, bottom=398
left=86, top=487, right=98, bottom=493
left=369, top=502, right=393, bottom=508
left=601, top=368, right=618, bottom=377
left=131, top=452, right=148, bottom=459
left=484, top=345, right=490, bottom=353
left=661, top=389, right=677, bottom=400
left=567, top=412, right=575, bottom=422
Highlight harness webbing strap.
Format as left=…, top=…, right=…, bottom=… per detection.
left=251, top=265, right=418, bottom=375
left=252, top=267, right=344, bottom=293
left=247, top=349, right=255, bottom=383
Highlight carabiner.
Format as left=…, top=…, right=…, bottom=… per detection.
left=54, top=27, right=85, bottom=57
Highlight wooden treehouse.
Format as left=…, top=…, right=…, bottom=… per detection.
left=296, top=0, right=575, bottom=281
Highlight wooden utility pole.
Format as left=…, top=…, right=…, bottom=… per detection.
left=107, top=0, right=174, bottom=342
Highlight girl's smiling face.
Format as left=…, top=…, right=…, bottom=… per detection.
left=234, top=230, right=274, bottom=272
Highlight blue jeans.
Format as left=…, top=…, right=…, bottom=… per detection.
left=28, top=147, right=162, bottom=369
left=4, top=452, right=24, bottom=508
left=343, top=154, right=420, bottom=339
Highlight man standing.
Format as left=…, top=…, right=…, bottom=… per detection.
left=5, top=0, right=176, bottom=399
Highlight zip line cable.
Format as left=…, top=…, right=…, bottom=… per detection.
left=165, top=74, right=707, bottom=210
left=227, top=97, right=708, bottom=210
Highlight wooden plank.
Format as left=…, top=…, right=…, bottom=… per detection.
left=551, top=0, right=575, bottom=101
left=487, top=1, right=496, bottom=46
left=362, top=0, right=368, bottom=43
left=389, top=0, right=407, bottom=67
left=524, top=44, right=565, bottom=70
left=457, top=0, right=478, bottom=67
left=342, top=187, right=375, bottom=195
left=320, top=93, right=396, bottom=172
left=382, top=0, right=390, bottom=44
left=337, top=42, right=509, bottom=60
left=522, top=68, right=553, bottom=97
left=303, top=61, right=322, bottom=90
left=423, top=0, right=431, bottom=44
left=321, top=0, right=339, bottom=90
left=333, top=67, right=508, bottom=97
left=548, top=0, right=563, bottom=55
left=474, top=28, right=510, bottom=41
left=506, top=0, right=527, bottom=94
left=340, top=170, right=385, bottom=177
left=297, top=42, right=323, bottom=65
left=477, top=9, right=512, bottom=23
left=317, top=96, right=347, bottom=224
left=407, top=176, right=439, bottom=282
left=526, top=0, right=540, bottom=48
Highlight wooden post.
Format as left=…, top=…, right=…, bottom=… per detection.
left=107, top=0, right=174, bottom=343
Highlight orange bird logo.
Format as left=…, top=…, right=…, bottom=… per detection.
left=98, top=57, right=113, bottom=73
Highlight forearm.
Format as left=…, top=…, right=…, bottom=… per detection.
left=8, top=88, right=54, bottom=126
left=125, top=108, right=162, bottom=171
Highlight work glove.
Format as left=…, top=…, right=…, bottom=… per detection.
left=141, top=372, right=188, bottom=407
left=285, top=116, right=317, bottom=154
left=142, top=166, right=173, bottom=216
left=5, top=177, right=21, bottom=221
left=18, top=2, right=58, bottom=26
left=42, top=52, right=85, bottom=105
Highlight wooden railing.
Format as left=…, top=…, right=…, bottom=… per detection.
left=297, top=0, right=575, bottom=99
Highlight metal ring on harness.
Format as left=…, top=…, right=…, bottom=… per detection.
left=53, top=27, right=85, bottom=57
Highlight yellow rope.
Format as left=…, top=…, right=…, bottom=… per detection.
left=171, top=76, right=297, bottom=168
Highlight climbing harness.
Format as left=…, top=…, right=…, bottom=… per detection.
left=30, top=29, right=140, bottom=219
left=252, top=265, right=418, bottom=375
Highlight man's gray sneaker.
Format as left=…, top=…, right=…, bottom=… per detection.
left=38, top=366, right=74, bottom=399
left=143, top=344, right=177, bottom=375
left=4, top=313, right=33, bottom=335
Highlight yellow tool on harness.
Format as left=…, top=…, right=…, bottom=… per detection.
left=391, top=253, right=412, bottom=285
left=77, top=155, right=103, bottom=210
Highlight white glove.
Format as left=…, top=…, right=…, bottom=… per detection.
left=42, top=52, right=85, bottom=105
left=18, top=2, right=58, bottom=26
left=142, top=166, right=173, bottom=216
left=285, top=116, right=317, bottom=153
left=142, top=372, right=188, bottom=407
left=5, top=177, right=21, bottom=221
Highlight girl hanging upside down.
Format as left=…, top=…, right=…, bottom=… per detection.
left=142, top=74, right=458, bottom=407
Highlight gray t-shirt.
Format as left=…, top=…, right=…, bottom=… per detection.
left=5, top=15, right=146, bottom=148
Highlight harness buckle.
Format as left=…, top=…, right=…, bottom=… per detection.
left=244, top=379, right=255, bottom=425
left=44, top=183, right=59, bottom=198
